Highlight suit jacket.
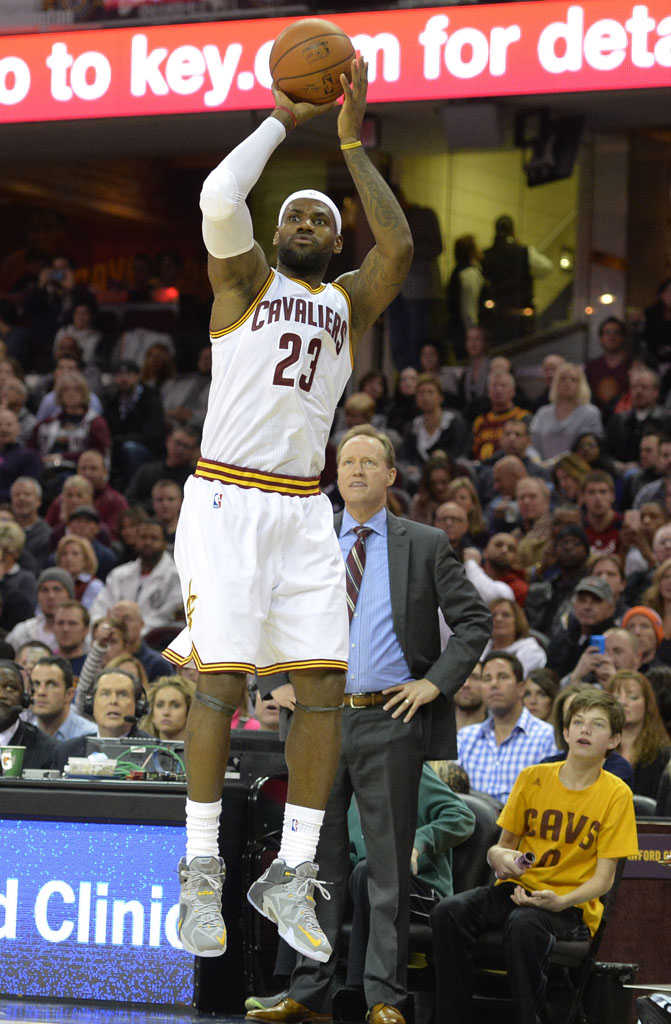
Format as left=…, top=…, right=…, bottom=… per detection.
left=260, top=510, right=491, bottom=762
left=11, top=719, right=61, bottom=771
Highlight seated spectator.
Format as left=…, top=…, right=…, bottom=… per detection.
left=634, top=433, right=671, bottom=509
left=54, top=666, right=153, bottom=772
left=590, top=553, right=628, bottom=621
left=57, top=449, right=128, bottom=542
left=566, top=623, right=640, bottom=691
left=30, top=654, right=96, bottom=741
left=113, top=506, right=147, bottom=564
left=551, top=452, right=591, bottom=506
left=124, top=425, right=199, bottom=509
left=477, top=419, right=546, bottom=507
left=543, top=683, right=634, bottom=784
left=141, top=674, right=195, bottom=741
left=90, top=520, right=183, bottom=637
left=522, top=667, right=559, bottom=722
left=150, top=478, right=183, bottom=553
left=15, top=639, right=52, bottom=677
left=105, top=652, right=150, bottom=693
left=61, top=505, right=118, bottom=581
left=31, top=371, right=111, bottom=478
left=581, top=470, right=621, bottom=558
left=525, top=525, right=591, bottom=637
left=386, top=367, right=418, bottom=437
left=647, top=665, right=671, bottom=738
left=484, top=454, right=527, bottom=531
left=444, top=476, right=489, bottom=548
left=418, top=341, right=454, bottom=397
left=605, top=365, right=667, bottom=465
left=462, top=534, right=528, bottom=608
left=571, top=431, right=619, bottom=484
left=5, top=566, right=74, bottom=653
left=0, top=521, right=37, bottom=632
left=606, top=669, right=671, bottom=799
left=46, top=472, right=95, bottom=533
left=0, top=298, right=31, bottom=367
left=55, top=535, right=103, bottom=610
left=10, top=477, right=50, bottom=571
left=546, top=576, right=617, bottom=681
left=433, top=689, right=637, bottom=1024
left=0, top=660, right=60, bottom=769
left=246, top=689, right=282, bottom=733
left=161, top=344, right=211, bottom=432
left=107, top=599, right=172, bottom=681
left=453, top=662, right=486, bottom=731
left=33, top=350, right=104, bottom=423
left=471, top=371, right=530, bottom=462
left=528, top=353, right=565, bottom=413
left=529, top=362, right=603, bottom=462
left=408, top=455, right=455, bottom=526
left=52, top=600, right=89, bottom=679
left=626, top=521, right=671, bottom=606
left=399, top=372, right=471, bottom=489
left=72, top=617, right=129, bottom=715
left=623, top=430, right=662, bottom=507
left=456, top=651, right=558, bottom=804
left=331, top=392, right=378, bottom=450
left=585, top=315, right=632, bottom=415
left=0, top=408, right=43, bottom=502
left=103, top=359, right=166, bottom=488
left=357, top=370, right=392, bottom=427
left=52, top=301, right=103, bottom=368
left=482, top=598, right=547, bottom=676
left=620, top=502, right=666, bottom=577
left=1, top=377, right=36, bottom=445
left=140, top=341, right=177, bottom=404
left=514, top=476, right=552, bottom=571
left=433, top=501, right=470, bottom=560
left=623, top=603, right=666, bottom=674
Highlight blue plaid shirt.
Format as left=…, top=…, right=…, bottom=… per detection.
left=457, top=706, right=559, bottom=804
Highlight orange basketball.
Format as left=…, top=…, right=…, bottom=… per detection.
left=269, top=18, right=355, bottom=105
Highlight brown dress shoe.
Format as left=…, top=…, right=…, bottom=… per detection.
left=366, top=1004, right=406, bottom=1024
left=246, top=996, right=332, bottom=1023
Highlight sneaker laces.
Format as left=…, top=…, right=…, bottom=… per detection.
left=287, top=870, right=331, bottom=930
left=181, top=865, right=225, bottom=927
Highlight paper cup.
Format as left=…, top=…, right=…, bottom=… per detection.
left=0, top=746, right=25, bottom=778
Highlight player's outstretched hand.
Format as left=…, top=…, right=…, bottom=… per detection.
left=338, top=56, right=368, bottom=145
left=271, top=87, right=338, bottom=127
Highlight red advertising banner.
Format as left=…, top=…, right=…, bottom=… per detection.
left=1, top=3, right=671, bottom=124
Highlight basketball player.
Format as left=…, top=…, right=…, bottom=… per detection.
left=163, top=57, right=413, bottom=962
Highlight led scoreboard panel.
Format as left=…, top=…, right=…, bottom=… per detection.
left=0, top=818, right=191, bottom=1004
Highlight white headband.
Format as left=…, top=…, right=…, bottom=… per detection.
left=278, top=189, right=342, bottom=234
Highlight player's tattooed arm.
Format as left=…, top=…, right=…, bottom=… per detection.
left=335, top=58, right=413, bottom=350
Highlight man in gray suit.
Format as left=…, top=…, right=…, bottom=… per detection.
left=248, top=425, right=491, bottom=1024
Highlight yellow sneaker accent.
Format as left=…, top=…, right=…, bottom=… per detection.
left=297, top=924, right=322, bottom=948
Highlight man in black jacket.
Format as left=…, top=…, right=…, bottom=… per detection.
left=0, top=660, right=60, bottom=770
left=103, top=360, right=166, bottom=488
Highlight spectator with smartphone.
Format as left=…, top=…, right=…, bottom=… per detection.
left=546, top=577, right=617, bottom=682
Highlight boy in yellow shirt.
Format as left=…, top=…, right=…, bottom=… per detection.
left=431, top=688, right=638, bottom=1024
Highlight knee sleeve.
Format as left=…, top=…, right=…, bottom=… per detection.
left=194, top=690, right=238, bottom=715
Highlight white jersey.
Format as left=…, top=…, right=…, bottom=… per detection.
left=200, top=269, right=353, bottom=482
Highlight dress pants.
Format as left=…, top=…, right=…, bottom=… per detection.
left=290, top=704, right=425, bottom=1012
left=431, top=882, right=586, bottom=1024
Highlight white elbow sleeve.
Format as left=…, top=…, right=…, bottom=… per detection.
left=199, top=116, right=286, bottom=259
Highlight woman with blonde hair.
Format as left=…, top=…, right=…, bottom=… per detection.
left=106, top=652, right=149, bottom=692
left=142, top=674, right=195, bottom=741
left=55, top=534, right=103, bottom=609
left=444, top=475, right=488, bottom=546
left=606, top=669, right=671, bottom=798
left=551, top=453, right=591, bottom=504
left=529, top=362, right=603, bottom=461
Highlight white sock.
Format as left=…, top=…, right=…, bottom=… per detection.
left=278, top=803, right=324, bottom=869
left=185, top=798, right=222, bottom=863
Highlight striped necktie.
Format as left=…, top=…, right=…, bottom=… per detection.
left=345, top=526, right=372, bottom=623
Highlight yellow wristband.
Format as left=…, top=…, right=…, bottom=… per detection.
left=341, top=140, right=362, bottom=150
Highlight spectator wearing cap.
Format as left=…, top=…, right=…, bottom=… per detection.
left=622, top=605, right=665, bottom=675
left=103, top=359, right=166, bottom=489
left=546, top=576, right=617, bottom=681
left=5, top=567, right=74, bottom=653
left=61, top=505, right=118, bottom=581
left=525, top=525, right=591, bottom=637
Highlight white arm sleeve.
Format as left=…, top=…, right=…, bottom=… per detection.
left=200, top=116, right=287, bottom=259
left=464, top=558, right=515, bottom=605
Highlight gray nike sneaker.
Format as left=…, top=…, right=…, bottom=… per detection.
left=247, top=859, right=332, bottom=963
left=178, top=855, right=227, bottom=957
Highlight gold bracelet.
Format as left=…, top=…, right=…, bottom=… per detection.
left=341, top=140, right=362, bottom=150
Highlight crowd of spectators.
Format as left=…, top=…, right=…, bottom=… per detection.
left=0, top=244, right=670, bottom=814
